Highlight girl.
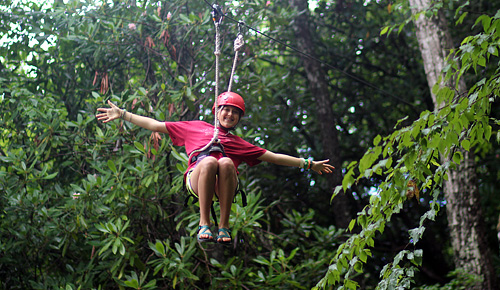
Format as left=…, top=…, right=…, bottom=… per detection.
left=96, top=92, right=334, bottom=244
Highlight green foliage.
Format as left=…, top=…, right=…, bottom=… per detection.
left=414, top=269, right=482, bottom=290
left=2, top=0, right=500, bottom=289
left=0, top=49, right=343, bottom=288
left=146, top=237, right=198, bottom=288
left=317, top=2, right=500, bottom=289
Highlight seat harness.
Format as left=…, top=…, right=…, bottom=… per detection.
left=184, top=142, right=247, bottom=227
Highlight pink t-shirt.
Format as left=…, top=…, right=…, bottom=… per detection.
left=164, top=120, right=267, bottom=174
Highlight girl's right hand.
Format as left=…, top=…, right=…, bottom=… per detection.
left=96, top=100, right=122, bottom=123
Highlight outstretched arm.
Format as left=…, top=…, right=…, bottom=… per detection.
left=257, top=151, right=334, bottom=175
left=96, top=100, right=168, bottom=133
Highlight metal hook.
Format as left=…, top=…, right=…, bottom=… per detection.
left=237, top=21, right=245, bottom=36
left=211, top=4, right=224, bottom=25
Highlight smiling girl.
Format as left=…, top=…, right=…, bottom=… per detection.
left=96, top=92, right=334, bottom=245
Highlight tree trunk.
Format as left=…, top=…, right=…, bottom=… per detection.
left=290, top=0, right=353, bottom=228
left=409, top=0, right=497, bottom=289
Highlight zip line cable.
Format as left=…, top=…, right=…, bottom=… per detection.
left=202, top=1, right=415, bottom=108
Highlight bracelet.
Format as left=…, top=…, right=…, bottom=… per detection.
left=120, top=109, right=127, bottom=119
left=302, top=158, right=313, bottom=170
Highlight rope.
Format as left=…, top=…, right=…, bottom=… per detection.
left=213, top=15, right=221, bottom=138
left=227, top=30, right=244, bottom=92
left=188, top=5, right=224, bottom=162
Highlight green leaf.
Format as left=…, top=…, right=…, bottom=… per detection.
left=332, top=185, right=343, bottom=201
left=488, top=45, right=498, bottom=56
left=413, top=249, right=424, bottom=266
left=144, top=280, right=157, bottom=288
left=155, top=241, right=165, bottom=255
left=124, top=279, right=139, bottom=289
left=170, top=146, right=187, bottom=162
left=134, top=141, right=146, bottom=154
left=453, top=151, right=463, bottom=164
left=43, top=172, right=58, bottom=179
left=485, top=125, right=492, bottom=141
left=359, top=147, right=381, bottom=173
left=345, top=279, right=358, bottom=290
left=359, top=249, right=368, bottom=263
left=342, top=169, right=355, bottom=192
left=482, top=15, right=492, bottom=32
left=179, top=13, right=191, bottom=23
left=96, top=223, right=109, bottom=233
left=99, top=240, right=113, bottom=255
left=461, top=139, right=470, bottom=151
left=353, top=260, right=363, bottom=273
left=107, top=160, right=117, bottom=174
left=456, top=12, right=468, bottom=25
left=477, top=56, right=486, bottom=67
left=112, top=238, right=121, bottom=254
left=380, top=26, right=389, bottom=35
left=348, top=219, right=356, bottom=232
left=122, top=237, right=134, bottom=244
left=119, top=242, right=126, bottom=256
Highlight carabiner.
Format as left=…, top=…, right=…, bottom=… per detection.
left=237, top=21, right=245, bottom=35
left=211, top=4, right=224, bottom=25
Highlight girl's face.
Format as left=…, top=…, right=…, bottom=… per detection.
left=217, top=105, right=241, bottom=128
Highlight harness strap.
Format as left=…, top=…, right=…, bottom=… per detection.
left=238, top=188, right=247, bottom=207
left=190, top=143, right=226, bottom=164
left=184, top=177, right=247, bottom=228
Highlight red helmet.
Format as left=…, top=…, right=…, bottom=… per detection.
left=212, top=91, right=245, bottom=116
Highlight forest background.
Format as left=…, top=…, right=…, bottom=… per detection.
left=1, top=0, right=500, bottom=289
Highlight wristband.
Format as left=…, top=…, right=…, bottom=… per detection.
left=120, top=109, right=127, bottom=119
left=302, top=158, right=313, bottom=170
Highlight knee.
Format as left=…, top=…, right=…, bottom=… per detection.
left=218, top=157, right=236, bottom=173
left=198, top=156, right=219, bottom=174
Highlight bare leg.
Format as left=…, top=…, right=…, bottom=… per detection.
left=216, top=157, right=238, bottom=242
left=190, top=157, right=218, bottom=239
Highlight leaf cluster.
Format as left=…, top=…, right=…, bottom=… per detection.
left=316, top=2, right=500, bottom=289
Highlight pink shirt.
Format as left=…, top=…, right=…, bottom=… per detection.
left=164, top=120, right=267, bottom=174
